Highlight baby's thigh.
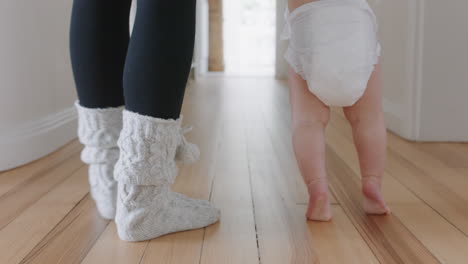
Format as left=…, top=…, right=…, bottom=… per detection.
left=343, top=62, right=383, bottom=121
left=288, top=67, right=330, bottom=125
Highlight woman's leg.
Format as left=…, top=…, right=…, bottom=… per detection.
left=343, top=63, right=391, bottom=214
left=123, top=0, right=196, bottom=118
left=114, top=0, right=219, bottom=242
left=69, top=0, right=132, bottom=220
left=70, top=0, right=131, bottom=108
left=289, top=68, right=332, bottom=221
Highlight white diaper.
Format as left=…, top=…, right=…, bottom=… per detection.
left=282, top=0, right=381, bottom=106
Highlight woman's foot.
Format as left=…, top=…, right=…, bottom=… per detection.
left=306, top=178, right=332, bottom=221
left=362, top=175, right=390, bottom=215
left=114, top=110, right=220, bottom=241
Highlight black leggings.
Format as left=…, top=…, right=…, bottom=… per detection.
left=70, top=0, right=196, bottom=119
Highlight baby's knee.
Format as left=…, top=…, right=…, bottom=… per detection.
left=292, top=111, right=330, bottom=133
left=343, top=107, right=384, bottom=126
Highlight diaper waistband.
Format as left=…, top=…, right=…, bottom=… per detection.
left=281, top=0, right=377, bottom=41
left=286, top=0, right=372, bottom=19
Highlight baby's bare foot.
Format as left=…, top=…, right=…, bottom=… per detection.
left=306, top=178, right=332, bottom=221
left=362, top=175, right=391, bottom=215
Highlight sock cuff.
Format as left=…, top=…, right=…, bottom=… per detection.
left=115, top=110, right=183, bottom=186
left=75, top=101, right=123, bottom=147
left=121, top=110, right=183, bottom=140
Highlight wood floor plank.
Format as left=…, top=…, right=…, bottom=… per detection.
left=0, top=166, right=89, bottom=264
left=387, top=133, right=468, bottom=202
left=415, top=142, right=468, bottom=168
left=256, top=83, right=311, bottom=205
left=140, top=230, right=205, bottom=264
left=175, top=82, right=226, bottom=200
left=391, top=204, right=468, bottom=264
left=245, top=115, right=319, bottom=264
left=0, top=152, right=83, bottom=230
left=325, top=146, right=440, bottom=264
left=454, top=168, right=468, bottom=178
left=20, top=194, right=109, bottom=264
left=305, top=205, right=379, bottom=264
left=81, top=223, right=148, bottom=264
left=199, top=91, right=259, bottom=264
left=329, top=109, right=468, bottom=235
left=385, top=148, right=468, bottom=234
left=326, top=112, right=468, bottom=263
left=0, top=140, right=81, bottom=197
left=243, top=95, right=376, bottom=264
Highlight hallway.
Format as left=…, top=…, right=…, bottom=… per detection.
left=1, top=77, right=468, bottom=264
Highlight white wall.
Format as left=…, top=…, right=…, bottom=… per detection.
left=194, top=0, right=210, bottom=76
left=375, top=0, right=468, bottom=141
left=373, top=0, right=419, bottom=139
left=0, top=0, right=78, bottom=170
left=275, top=0, right=288, bottom=79
left=0, top=0, right=210, bottom=170
left=418, top=1, right=468, bottom=141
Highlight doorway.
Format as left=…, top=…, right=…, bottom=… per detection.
left=222, top=0, right=276, bottom=76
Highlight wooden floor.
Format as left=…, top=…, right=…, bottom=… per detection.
left=1, top=77, right=468, bottom=264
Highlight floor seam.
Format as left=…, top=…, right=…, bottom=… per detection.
left=244, top=115, right=262, bottom=264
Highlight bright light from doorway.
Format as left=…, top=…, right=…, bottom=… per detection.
left=223, top=0, right=276, bottom=76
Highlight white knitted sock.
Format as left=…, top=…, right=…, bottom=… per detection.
left=75, top=101, right=123, bottom=220
left=176, top=124, right=200, bottom=164
left=114, top=110, right=220, bottom=241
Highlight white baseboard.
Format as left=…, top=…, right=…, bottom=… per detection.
left=0, top=107, right=78, bottom=171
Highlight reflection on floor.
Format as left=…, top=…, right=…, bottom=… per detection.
left=1, top=77, right=467, bottom=264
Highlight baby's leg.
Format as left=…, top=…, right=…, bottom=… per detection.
left=289, top=67, right=332, bottom=221
left=343, top=63, right=390, bottom=215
